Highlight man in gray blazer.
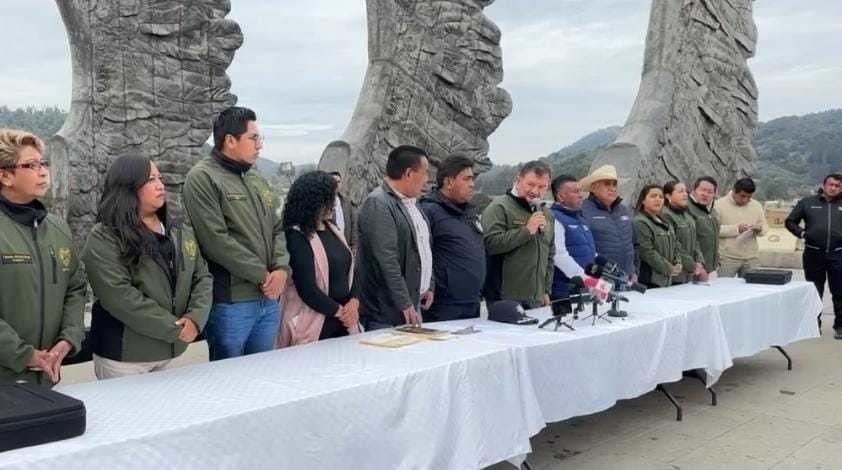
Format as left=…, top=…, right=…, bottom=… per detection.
left=357, top=145, right=434, bottom=330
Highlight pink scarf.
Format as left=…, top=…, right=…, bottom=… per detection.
left=277, top=222, right=360, bottom=347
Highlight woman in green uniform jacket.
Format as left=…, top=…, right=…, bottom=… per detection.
left=0, top=129, right=86, bottom=386
left=661, top=181, right=709, bottom=284
left=83, top=155, right=212, bottom=379
left=633, top=184, right=682, bottom=288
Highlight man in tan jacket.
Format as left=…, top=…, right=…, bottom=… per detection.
left=716, top=178, right=768, bottom=277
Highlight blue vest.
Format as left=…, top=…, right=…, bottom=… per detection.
left=550, top=203, right=597, bottom=298
left=581, top=195, right=635, bottom=277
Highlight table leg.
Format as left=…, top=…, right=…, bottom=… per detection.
left=683, top=369, right=717, bottom=406
left=773, top=346, right=793, bottom=370
left=656, top=384, right=683, bottom=421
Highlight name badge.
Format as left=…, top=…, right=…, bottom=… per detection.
left=226, top=192, right=247, bottom=201
left=0, top=253, right=33, bottom=265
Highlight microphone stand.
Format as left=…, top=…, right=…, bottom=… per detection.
left=606, top=294, right=629, bottom=318
left=538, top=314, right=575, bottom=332
left=576, top=293, right=615, bottom=326
left=538, top=294, right=590, bottom=331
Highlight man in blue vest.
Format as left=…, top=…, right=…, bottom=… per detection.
left=550, top=175, right=597, bottom=313
left=580, top=165, right=636, bottom=283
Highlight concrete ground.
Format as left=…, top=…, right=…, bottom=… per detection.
left=61, top=271, right=839, bottom=470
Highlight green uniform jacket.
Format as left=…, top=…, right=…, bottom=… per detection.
left=183, top=150, right=289, bottom=303
left=686, top=197, right=720, bottom=272
left=0, top=202, right=86, bottom=385
left=82, top=223, right=212, bottom=363
left=481, top=193, right=555, bottom=306
left=633, top=212, right=678, bottom=288
left=662, top=204, right=705, bottom=283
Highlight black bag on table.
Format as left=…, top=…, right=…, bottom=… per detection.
left=744, top=268, right=792, bottom=285
left=0, top=383, right=86, bottom=452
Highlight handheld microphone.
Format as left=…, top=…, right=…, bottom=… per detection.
left=529, top=201, right=547, bottom=234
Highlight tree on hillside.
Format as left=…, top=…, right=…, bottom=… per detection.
left=0, top=106, right=67, bottom=138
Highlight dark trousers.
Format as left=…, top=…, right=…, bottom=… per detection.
left=423, top=302, right=480, bottom=323
left=803, top=249, right=842, bottom=329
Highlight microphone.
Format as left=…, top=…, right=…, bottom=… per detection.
left=585, top=257, right=647, bottom=294
left=529, top=201, right=547, bottom=234
left=570, top=275, right=612, bottom=303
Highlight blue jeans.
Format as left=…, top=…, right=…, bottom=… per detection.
left=206, top=299, right=282, bottom=361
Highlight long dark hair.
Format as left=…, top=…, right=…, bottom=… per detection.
left=282, top=171, right=337, bottom=237
left=96, top=155, right=166, bottom=264
left=635, top=184, right=663, bottom=213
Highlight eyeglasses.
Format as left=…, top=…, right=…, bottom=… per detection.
left=2, top=161, right=51, bottom=171
left=244, top=134, right=264, bottom=144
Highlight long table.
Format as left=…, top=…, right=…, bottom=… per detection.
left=0, top=280, right=822, bottom=469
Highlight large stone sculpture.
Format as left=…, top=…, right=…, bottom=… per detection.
left=50, top=0, right=242, bottom=243
left=591, top=0, right=759, bottom=201
left=319, top=0, right=512, bottom=205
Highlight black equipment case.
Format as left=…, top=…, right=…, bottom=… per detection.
left=744, top=268, right=793, bottom=285
left=0, top=383, right=86, bottom=452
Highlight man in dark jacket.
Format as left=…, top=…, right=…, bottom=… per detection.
left=182, top=107, right=289, bottom=361
left=358, top=145, right=433, bottom=330
left=419, top=156, right=485, bottom=321
left=580, top=165, right=636, bottom=281
left=549, top=175, right=596, bottom=309
left=785, top=173, right=842, bottom=338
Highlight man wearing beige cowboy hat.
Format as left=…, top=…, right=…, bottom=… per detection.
left=580, top=165, right=637, bottom=282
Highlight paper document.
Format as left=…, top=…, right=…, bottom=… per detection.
left=736, top=225, right=756, bottom=243
left=360, top=334, right=424, bottom=349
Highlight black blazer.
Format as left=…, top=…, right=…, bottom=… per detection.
left=357, top=182, right=426, bottom=326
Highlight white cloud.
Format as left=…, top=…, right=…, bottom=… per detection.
left=262, top=123, right=335, bottom=137
left=1, top=0, right=840, bottom=167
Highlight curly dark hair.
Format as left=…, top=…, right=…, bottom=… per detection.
left=282, top=171, right=338, bottom=236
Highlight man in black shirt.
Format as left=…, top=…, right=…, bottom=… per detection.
left=786, top=173, right=842, bottom=338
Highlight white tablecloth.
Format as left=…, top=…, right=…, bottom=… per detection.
left=0, top=337, right=543, bottom=470
left=453, top=295, right=731, bottom=424
left=0, top=279, right=822, bottom=469
left=642, top=279, right=822, bottom=359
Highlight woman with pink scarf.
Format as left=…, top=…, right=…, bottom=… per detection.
left=278, top=171, right=360, bottom=346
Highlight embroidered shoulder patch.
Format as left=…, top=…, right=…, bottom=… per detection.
left=184, top=240, right=198, bottom=260
left=58, top=247, right=73, bottom=271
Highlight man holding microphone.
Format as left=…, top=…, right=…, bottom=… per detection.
left=482, top=161, right=555, bottom=309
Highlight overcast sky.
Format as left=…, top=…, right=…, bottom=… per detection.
left=1, top=1, right=840, bottom=165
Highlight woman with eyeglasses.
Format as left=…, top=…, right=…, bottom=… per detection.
left=82, top=155, right=212, bottom=379
left=0, top=129, right=86, bottom=386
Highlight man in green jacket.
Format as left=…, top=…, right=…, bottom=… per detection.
left=686, top=176, right=721, bottom=274
left=0, top=129, right=86, bottom=386
left=482, top=161, right=555, bottom=308
left=183, top=107, right=289, bottom=361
